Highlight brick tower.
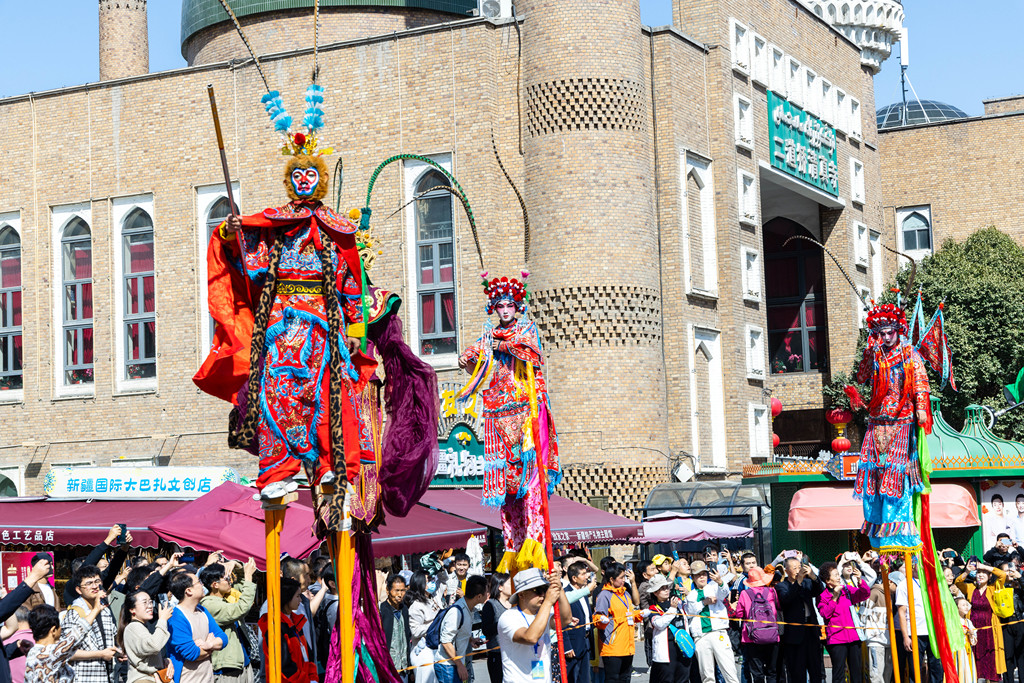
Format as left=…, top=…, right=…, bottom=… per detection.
left=517, top=1, right=669, bottom=475
left=99, top=0, right=149, bottom=81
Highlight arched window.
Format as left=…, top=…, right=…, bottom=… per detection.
left=901, top=211, right=931, bottom=252
left=414, top=170, right=456, bottom=356
left=205, top=197, right=237, bottom=345
left=0, top=226, right=22, bottom=390
left=62, top=218, right=94, bottom=385
left=763, top=218, right=828, bottom=374
left=123, top=208, right=156, bottom=380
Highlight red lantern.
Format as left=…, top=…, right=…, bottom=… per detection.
left=825, top=407, right=853, bottom=425
left=832, top=436, right=851, bottom=453
left=772, top=433, right=780, bottom=448
left=770, top=397, right=783, bottom=418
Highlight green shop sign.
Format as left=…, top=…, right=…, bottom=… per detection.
left=768, top=91, right=838, bottom=196
left=432, top=381, right=486, bottom=488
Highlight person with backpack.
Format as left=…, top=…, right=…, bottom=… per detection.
left=432, top=575, right=487, bottom=683
left=646, top=575, right=691, bottom=683
left=816, top=561, right=871, bottom=683
left=731, top=567, right=780, bottom=683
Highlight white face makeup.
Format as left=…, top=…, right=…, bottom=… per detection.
left=291, top=167, right=320, bottom=197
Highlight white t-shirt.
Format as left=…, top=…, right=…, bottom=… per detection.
left=894, top=578, right=928, bottom=635
left=497, top=608, right=552, bottom=683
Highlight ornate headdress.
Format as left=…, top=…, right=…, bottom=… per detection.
left=261, top=84, right=335, bottom=158
left=481, top=271, right=529, bottom=314
left=866, top=302, right=908, bottom=335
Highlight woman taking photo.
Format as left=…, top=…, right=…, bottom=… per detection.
left=480, top=572, right=511, bottom=683
left=816, top=559, right=871, bottom=683
left=594, top=562, right=639, bottom=683
left=957, top=562, right=1008, bottom=683
left=407, top=570, right=440, bottom=683
left=646, top=575, right=690, bottom=683
left=117, top=589, right=173, bottom=683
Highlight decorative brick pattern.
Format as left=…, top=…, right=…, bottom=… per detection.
left=525, top=78, right=648, bottom=137
left=557, top=464, right=669, bottom=521
left=531, top=286, right=661, bottom=348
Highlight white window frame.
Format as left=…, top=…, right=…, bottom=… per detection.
left=688, top=325, right=727, bottom=471
left=404, top=153, right=458, bottom=368
left=734, top=93, right=754, bottom=150
left=869, top=229, right=883, bottom=296
left=745, top=325, right=766, bottom=379
left=52, top=203, right=94, bottom=398
left=751, top=33, right=769, bottom=86
left=748, top=402, right=770, bottom=460
left=804, top=68, right=819, bottom=116
left=196, top=183, right=240, bottom=351
left=820, top=79, right=834, bottom=125
left=787, top=57, right=803, bottom=107
left=858, top=287, right=871, bottom=329
left=112, top=195, right=157, bottom=393
left=849, top=158, right=865, bottom=205
left=853, top=221, right=869, bottom=266
left=849, top=97, right=863, bottom=140
left=896, top=205, right=934, bottom=261
left=0, top=210, right=24, bottom=404
left=111, top=455, right=157, bottom=467
left=741, top=246, right=762, bottom=302
left=0, top=464, right=24, bottom=496
left=737, top=170, right=758, bottom=227
left=835, top=89, right=848, bottom=133
left=730, top=18, right=751, bottom=75
left=682, top=152, right=718, bottom=298
left=769, top=45, right=787, bottom=96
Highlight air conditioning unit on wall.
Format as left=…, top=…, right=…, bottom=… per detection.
left=478, top=0, right=512, bottom=20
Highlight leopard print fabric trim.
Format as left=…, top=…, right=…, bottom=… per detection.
left=319, top=233, right=349, bottom=531
left=228, top=233, right=284, bottom=451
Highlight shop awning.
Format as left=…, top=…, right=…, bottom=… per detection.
left=372, top=506, right=487, bottom=556
left=419, top=489, right=643, bottom=544
left=788, top=483, right=980, bottom=532
left=0, top=497, right=188, bottom=548
left=629, top=511, right=754, bottom=543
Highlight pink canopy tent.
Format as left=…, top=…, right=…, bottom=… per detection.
left=629, top=511, right=753, bottom=544
left=787, top=483, right=980, bottom=532
left=150, top=483, right=488, bottom=567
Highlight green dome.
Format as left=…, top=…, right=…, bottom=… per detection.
left=181, top=0, right=477, bottom=51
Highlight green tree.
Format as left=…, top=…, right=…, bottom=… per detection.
left=824, top=227, right=1024, bottom=441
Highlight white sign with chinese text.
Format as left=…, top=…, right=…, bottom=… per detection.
left=43, top=466, right=239, bottom=499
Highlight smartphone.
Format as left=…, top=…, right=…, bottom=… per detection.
left=180, top=553, right=195, bottom=565
left=158, top=593, right=169, bottom=609
left=118, top=524, right=128, bottom=545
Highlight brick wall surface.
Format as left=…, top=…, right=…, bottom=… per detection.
left=0, top=2, right=892, bottom=513
left=879, top=112, right=1024, bottom=248
left=99, top=0, right=149, bottom=81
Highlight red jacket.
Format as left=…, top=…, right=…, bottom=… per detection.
left=259, top=611, right=319, bottom=683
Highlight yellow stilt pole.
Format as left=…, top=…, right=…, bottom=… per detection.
left=339, top=524, right=356, bottom=683
left=905, top=551, right=923, bottom=683
left=263, top=495, right=294, bottom=683
left=880, top=563, right=902, bottom=683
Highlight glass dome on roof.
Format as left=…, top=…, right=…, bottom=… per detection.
left=877, top=100, right=970, bottom=130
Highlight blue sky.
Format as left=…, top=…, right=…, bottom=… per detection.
left=0, top=1, right=1020, bottom=115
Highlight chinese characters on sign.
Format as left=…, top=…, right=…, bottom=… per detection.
left=432, top=381, right=488, bottom=488
left=43, top=466, right=239, bottom=500
left=551, top=529, right=615, bottom=544
left=768, top=91, right=839, bottom=196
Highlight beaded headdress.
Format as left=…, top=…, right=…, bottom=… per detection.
left=866, top=302, right=908, bottom=335
left=481, top=271, right=529, bottom=314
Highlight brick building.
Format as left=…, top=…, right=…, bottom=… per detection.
left=878, top=94, right=1024, bottom=258
left=0, top=0, right=900, bottom=519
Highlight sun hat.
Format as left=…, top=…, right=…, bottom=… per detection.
left=651, top=554, right=669, bottom=567
left=689, top=560, right=709, bottom=576
left=746, top=567, right=772, bottom=588
left=647, top=575, right=672, bottom=594
left=510, top=567, right=550, bottom=603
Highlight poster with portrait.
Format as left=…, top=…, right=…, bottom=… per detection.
left=980, top=480, right=1024, bottom=551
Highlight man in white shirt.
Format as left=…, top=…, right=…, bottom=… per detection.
left=894, top=570, right=943, bottom=683
left=685, top=561, right=739, bottom=683
left=497, top=568, right=572, bottom=683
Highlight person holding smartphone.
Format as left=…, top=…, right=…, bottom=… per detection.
left=64, top=564, right=126, bottom=683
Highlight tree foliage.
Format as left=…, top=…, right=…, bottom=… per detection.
left=825, top=227, right=1024, bottom=441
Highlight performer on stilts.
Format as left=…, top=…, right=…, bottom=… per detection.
left=194, top=6, right=439, bottom=683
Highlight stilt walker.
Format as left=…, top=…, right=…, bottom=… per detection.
left=195, top=5, right=440, bottom=683
left=790, top=238, right=964, bottom=683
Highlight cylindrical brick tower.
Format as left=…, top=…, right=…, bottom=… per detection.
left=99, top=0, right=149, bottom=81
left=518, top=1, right=669, bottom=472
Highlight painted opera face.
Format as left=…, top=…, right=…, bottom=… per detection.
left=290, top=167, right=320, bottom=198
left=875, top=324, right=900, bottom=352
left=494, top=299, right=518, bottom=325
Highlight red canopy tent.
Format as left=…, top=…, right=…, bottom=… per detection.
left=418, top=489, right=643, bottom=544
left=0, top=496, right=187, bottom=548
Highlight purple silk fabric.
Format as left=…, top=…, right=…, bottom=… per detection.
left=370, top=313, right=440, bottom=517
left=324, top=533, right=403, bottom=683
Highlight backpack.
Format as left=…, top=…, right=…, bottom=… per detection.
left=743, top=589, right=780, bottom=644
left=424, top=605, right=464, bottom=650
